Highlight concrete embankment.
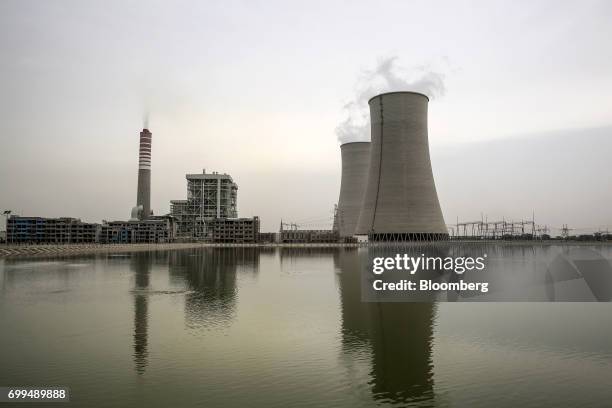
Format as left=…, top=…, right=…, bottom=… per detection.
left=0, top=243, right=211, bottom=258
left=0, top=242, right=361, bottom=258
left=1, top=240, right=609, bottom=259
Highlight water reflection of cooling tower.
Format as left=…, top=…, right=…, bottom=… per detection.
left=335, top=248, right=436, bottom=404
left=357, top=92, right=447, bottom=241
left=168, top=248, right=260, bottom=329
left=337, top=142, right=371, bottom=237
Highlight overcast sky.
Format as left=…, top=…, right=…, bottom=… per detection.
left=1, top=0, right=611, bottom=233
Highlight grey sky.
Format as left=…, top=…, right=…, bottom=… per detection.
left=1, top=0, right=611, bottom=233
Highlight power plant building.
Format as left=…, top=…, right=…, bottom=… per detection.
left=356, top=92, right=448, bottom=241
left=208, top=217, right=260, bottom=243
left=337, top=142, right=371, bottom=237
left=171, top=170, right=238, bottom=240
left=99, top=216, right=175, bottom=244
left=279, top=226, right=340, bottom=243
left=6, top=216, right=99, bottom=244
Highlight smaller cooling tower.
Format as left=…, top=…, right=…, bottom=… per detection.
left=356, top=92, right=447, bottom=241
left=337, top=142, right=371, bottom=237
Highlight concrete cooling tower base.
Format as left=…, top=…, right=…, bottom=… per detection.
left=368, top=233, right=449, bottom=242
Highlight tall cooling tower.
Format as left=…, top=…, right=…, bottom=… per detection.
left=136, top=128, right=152, bottom=220
left=356, top=92, right=447, bottom=241
left=337, top=142, right=371, bottom=236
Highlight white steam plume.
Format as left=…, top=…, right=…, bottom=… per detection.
left=336, top=56, right=449, bottom=144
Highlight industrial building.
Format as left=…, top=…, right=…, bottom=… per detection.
left=208, top=217, right=260, bottom=243
left=258, top=232, right=278, bottom=243
left=169, top=199, right=195, bottom=238
left=132, top=127, right=153, bottom=220
left=356, top=92, right=448, bottom=241
left=280, top=229, right=340, bottom=244
left=171, top=170, right=238, bottom=240
left=1, top=127, right=263, bottom=246
left=337, top=142, right=371, bottom=237
left=99, top=216, right=175, bottom=244
left=6, top=216, right=99, bottom=244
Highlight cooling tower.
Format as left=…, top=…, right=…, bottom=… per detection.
left=337, top=142, right=371, bottom=236
left=356, top=92, right=447, bottom=241
left=135, top=128, right=152, bottom=220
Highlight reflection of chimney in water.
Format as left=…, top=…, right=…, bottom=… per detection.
left=131, top=252, right=151, bottom=375
left=336, top=247, right=437, bottom=405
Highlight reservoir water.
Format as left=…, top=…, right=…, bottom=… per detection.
left=1, top=246, right=611, bottom=407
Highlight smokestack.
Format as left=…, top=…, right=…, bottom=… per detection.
left=356, top=92, right=447, bottom=241
left=337, top=142, right=371, bottom=237
left=136, top=128, right=152, bottom=220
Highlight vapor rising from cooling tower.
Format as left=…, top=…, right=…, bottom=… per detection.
left=336, top=56, right=448, bottom=145
left=337, top=142, right=371, bottom=237
left=356, top=92, right=447, bottom=241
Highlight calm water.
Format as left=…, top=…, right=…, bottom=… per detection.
left=1, top=246, right=612, bottom=407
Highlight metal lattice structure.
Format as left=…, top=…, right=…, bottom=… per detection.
left=451, top=217, right=549, bottom=240
left=171, top=170, right=238, bottom=240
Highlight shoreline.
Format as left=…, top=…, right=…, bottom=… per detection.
left=1, top=240, right=611, bottom=259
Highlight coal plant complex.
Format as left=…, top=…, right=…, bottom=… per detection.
left=4, top=89, right=601, bottom=248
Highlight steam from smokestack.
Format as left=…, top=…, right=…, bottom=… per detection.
left=336, top=56, right=448, bottom=144
left=143, top=111, right=149, bottom=129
